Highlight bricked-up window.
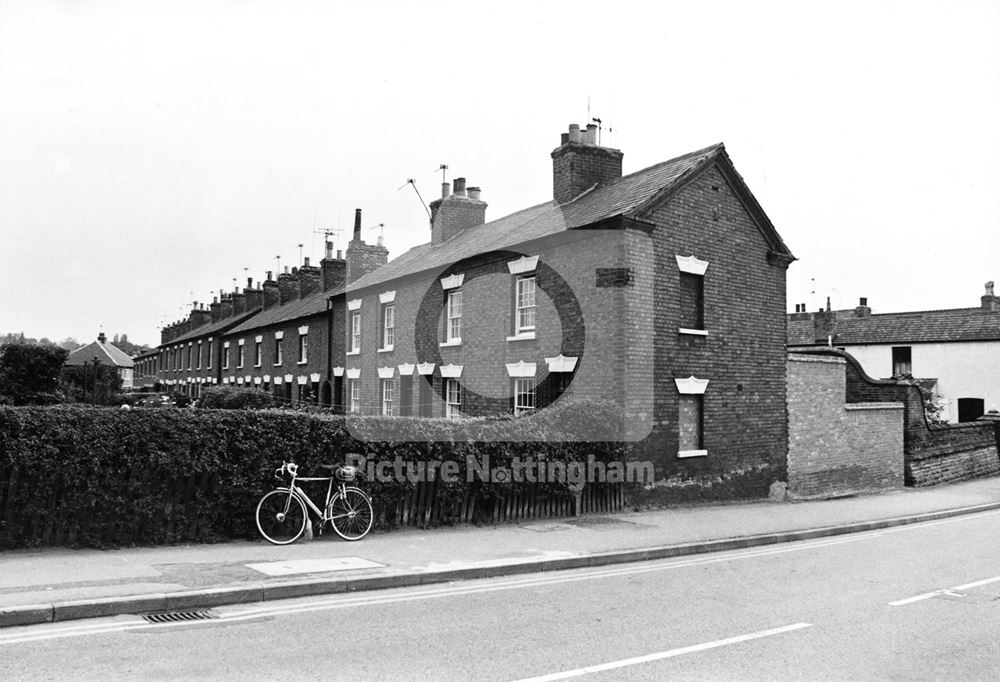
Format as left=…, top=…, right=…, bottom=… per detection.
left=678, top=395, right=703, bottom=452
left=516, top=276, right=536, bottom=333
left=207, top=340, right=213, bottom=369
left=298, top=333, right=308, bottom=364
left=446, top=291, right=462, bottom=342
left=350, top=311, right=361, bottom=353
left=891, top=346, right=912, bottom=377
left=419, top=376, right=434, bottom=417
left=445, top=379, right=462, bottom=419
left=513, top=378, right=536, bottom=416
left=399, top=375, right=413, bottom=416
left=679, top=272, right=704, bottom=331
left=274, top=338, right=283, bottom=366
left=381, top=379, right=394, bottom=416
left=254, top=341, right=262, bottom=367
left=348, top=379, right=360, bottom=414
left=381, top=305, right=395, bottom=350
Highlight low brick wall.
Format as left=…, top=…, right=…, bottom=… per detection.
left=787, top=354, right=903, bottom=498
left=794, top=348, right=1000, bottom=487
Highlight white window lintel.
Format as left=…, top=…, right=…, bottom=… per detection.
left=675, top=254, right=709, bottom=275
left=347, top=299, right=362, bottom=311
left=398, top=363, right=415, bottom=376
left=545, top=354, right=579, bottom=373
left=439, top=363, right=463, bottom=378
left=505, top=361, right=537, bottom=378
left=440, top=273, right=465, bottom=290
left=377, top=366, right=395, bottom=379
left=378, top=290, right=396, bottom=304
left=346, top=368, right=361, bottom=379
left=507, top=255, right=539, bottom=275
left=675, top=376, right=709, bottom=394
left=416, top=362, right=436, bottom=376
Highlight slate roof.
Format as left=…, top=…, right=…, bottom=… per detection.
left=229, top=289, right=332, bottom=335
left=66, top=339, right=134, bottom=368
left=166, top=307, right=262, bottom=346
left=792, top=308, right=1000, bottom=346
left=348, top=143, right=791, bottom=293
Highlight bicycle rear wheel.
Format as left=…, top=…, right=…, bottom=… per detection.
left=328, top=487, right=373, bottom=541
left=256, top=489, right=307, bottom=545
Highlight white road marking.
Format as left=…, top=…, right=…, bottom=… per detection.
left=890, top=574, right=1000, bottom=606
left=245, top=557, right=383, bottom=576
left=3, top=508, right=998, bottom=644
left=510, top=623, right=813, bottom=681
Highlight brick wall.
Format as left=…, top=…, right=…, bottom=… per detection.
left=630, top=162, right=790, bottom=490
left=800, top=347, right=1000, bottom=486
left=787, top=353, right=903, bottom=498
left=342, top=228, right=629, bottom=418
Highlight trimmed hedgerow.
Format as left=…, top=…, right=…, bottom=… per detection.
left=0, top=401, right=626, bottom=548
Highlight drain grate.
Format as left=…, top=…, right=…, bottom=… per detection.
left=142, top=610, right=216, bottom=624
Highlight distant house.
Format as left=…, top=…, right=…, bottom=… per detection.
left=789, top=282, right=1000, bottom=422
left=65, top=332, right=135, bottom=389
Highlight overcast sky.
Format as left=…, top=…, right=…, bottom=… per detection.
left=2, top=0, right=998, bottom=347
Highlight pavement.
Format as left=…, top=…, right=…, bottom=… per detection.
left=3, top=476, right=1000, bottom=629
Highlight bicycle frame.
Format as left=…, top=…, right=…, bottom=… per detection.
left=277, top=464, right=358, bottom=526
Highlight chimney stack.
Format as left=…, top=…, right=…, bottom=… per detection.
left=244, top=278, right=262, bottom=310
left=854, top=297, right=871, bottom=317
left=321, top=242, right=347, bottom=291
left=352, top=208, right=362, bottom=243
left=429, top=176, right=487, bottom=245
left=345, top=207, right=389, bottom=283
left=262, top=272, right=280, bottom=310
left=209, top=296, right=221, bottom=323
left=232, top=288, right=246, bottom=315
left=277, top=268, right=300, bottom=304
left=297, top=259, right=322, bottom=297
left=551, top=122, right=623, bottom=205
left=982, top=281, right=999, bottom=311
left=220, top=294, right=234, bottom=319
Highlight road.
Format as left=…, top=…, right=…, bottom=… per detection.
left=2, top=509, right=999, bottom=680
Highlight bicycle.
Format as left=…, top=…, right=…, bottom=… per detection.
left=255, top=461, right=373, bottom=544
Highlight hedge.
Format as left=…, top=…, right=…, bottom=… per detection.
left=0, top=400, right=626, bottom=548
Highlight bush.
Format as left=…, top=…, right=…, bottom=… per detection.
left=199, top=386, right=278, bottom=410
left=0, top=343, right=68, bottom=405
left=0, top=399, right=626, bottom=549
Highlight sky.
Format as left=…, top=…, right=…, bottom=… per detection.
left=1, top=0, right=998, bottom=347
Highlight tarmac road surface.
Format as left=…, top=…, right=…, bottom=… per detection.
left=2, top=508, right=999, bottom=680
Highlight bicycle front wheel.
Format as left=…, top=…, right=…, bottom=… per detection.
left=328, top=487, right=373, bottom=541
left=256, top=489, right=307, bottom=545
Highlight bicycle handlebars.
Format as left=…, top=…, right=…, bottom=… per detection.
left=274, top=462, right=299, bottom=479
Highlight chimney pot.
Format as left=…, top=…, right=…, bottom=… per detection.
left=585, top=123, right=598, bottom=145
left=454, top=177, right=467, bottom=197
left=468, top=186, right=482, bottom=201
left=353, top=208, right=362, bottom=242
left=247, top=277, right=253, bottom=288
left=325, top=241, right=334, bottom=259
left=441, top=182, right=451, bottom=199
left=304, top=257, right=310, bottom=267
left=859, top=297, right=867, bottom=306
left=336, top=249, right=342, bottom=259
left=561, top=132, right=569, bottom=145
left=568, top=124, right=580, bottom=143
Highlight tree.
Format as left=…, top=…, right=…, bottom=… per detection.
left=60, top=363, right=124, bottom=405
left=0, top=343, right=69, bottom=405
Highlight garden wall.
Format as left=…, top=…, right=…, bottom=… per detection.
left=786, top=353, right=903, bottom=498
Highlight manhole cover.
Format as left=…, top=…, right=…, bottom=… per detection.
left=142, top=610, right=216, bottom=624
